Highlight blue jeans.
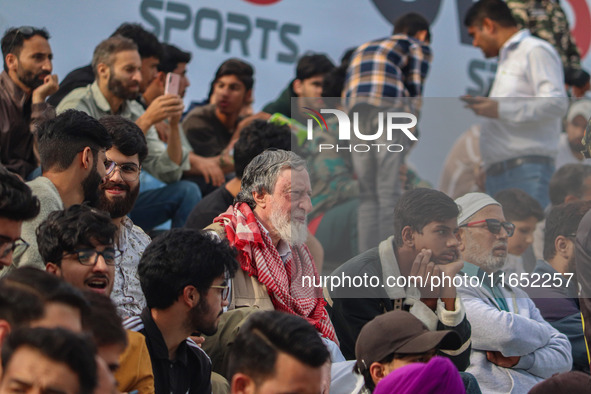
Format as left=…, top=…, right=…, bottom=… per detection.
left=485, top=161, right=554, bottom=209
left=460, top=372, right=482, bottom=394
left=130, top=180, right=202, bottom=232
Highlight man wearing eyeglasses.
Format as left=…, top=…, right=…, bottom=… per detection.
left=97, top=115, right=151, bottom=318
left=455, top=192, right=572, bottom=393
left=0, top=26, right=58, bottom=180
left=0, top=167, right=40, bottom=270
left=37, top=202, right=156, bottom=394
left=39, top=204, right=118, bottom=296
left=124, top=228, right=238, bottom=394
left=57, top=35, right=200, bottom=233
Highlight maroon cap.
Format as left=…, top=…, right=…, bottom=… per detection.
left=355, top=310, right=462, bottom=371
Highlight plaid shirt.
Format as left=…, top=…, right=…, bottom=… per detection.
left=343, top=34, right=432, bottom=108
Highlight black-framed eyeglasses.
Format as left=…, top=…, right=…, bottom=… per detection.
left=0, top=236, right=29, bottom=259
left=210, top=285, right=230, bottom=300
left=459, top=219, right=515, bottom=237
left=6, top=26, right=35, bottom=54
left=64, top=248, right=122, bottom=266
left=105, top=160, right=141, bottom=182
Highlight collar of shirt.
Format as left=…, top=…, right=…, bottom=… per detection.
left=390, top=33, right=430, bottom=50
left=140, top=308, right=170, bottom=361
left=378, top=236, right=420, bottom=300
left=90, top=81, right=134, bottom=117
left=257, top=220, right=292, bottom=262
left=461, top=261, right=504, bottom=284
left=499, top=29, right=530, bottom=63
left=139, top=307, right=188, bottom=365
left=462, top=261, right=484, bottom=278
left=173, top=340, right=189, bottom=366
left=462, top=262, right=510, bottom=311
left=536, top=259, right=578, bottom=297
left=117, top=216, right=133, bottom=253
left=0, top=71, right=29, bottom=109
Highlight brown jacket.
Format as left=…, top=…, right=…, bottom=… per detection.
left=0, top=71, right=54, bottom=178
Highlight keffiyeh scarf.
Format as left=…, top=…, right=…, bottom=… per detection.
left=214, top=202, right=337, bottom=343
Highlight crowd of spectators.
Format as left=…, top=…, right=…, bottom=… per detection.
left=3, top=0, right=591, bottom=393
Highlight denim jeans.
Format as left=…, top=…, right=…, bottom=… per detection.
left=460, top=372, right=482, bottom=394
left=130, top=179, right=202, bottom=232
left=485, top=161, right=554, bottom=209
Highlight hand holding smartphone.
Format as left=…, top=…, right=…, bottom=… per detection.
left=460, top=95, right=480, bottom=105
left=165, top=73, right=181, bottom=96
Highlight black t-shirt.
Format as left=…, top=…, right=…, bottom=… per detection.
left=182, top=104, right=239, bottom=157
left=124, top=308, right=212, bottom=394
left=185, top=186, right=235, bottom=230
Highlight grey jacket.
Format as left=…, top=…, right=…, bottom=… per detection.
left=458, top=265, right=572, bottom=393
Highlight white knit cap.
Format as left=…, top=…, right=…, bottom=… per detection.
left=455, top=192, right=501, bottom=225
left=567, top=99, right=591, bottom=124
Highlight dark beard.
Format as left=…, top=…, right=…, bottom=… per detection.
left=187, top=298, right=218, bottom=336
left=82, top=164, right=103, bottom=206
left=98, top=181, right=140, bottom=219
left=569, top=140, right=585, bottom=153
left=108, top=72, right=139, bottom=100
left=17, top=64, right=49, bottom=90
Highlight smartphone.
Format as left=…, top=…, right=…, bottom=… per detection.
left=165, top=72, right=181, bottom=95
left=460, top=95, right=479, bottom=104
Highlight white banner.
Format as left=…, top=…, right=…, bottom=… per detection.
left=2, top=0, right=589, bottom=184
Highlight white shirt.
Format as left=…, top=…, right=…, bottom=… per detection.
left=480, top=30, right=568, bottom=167
left=556, top=133, right=591, bottom=169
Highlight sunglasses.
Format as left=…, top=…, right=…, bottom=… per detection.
left=6, top=26, right=35, bottom=54
left=459, top=219, right=515, bottom=237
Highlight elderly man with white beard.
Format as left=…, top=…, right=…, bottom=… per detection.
left=455, top=192, right=572, bottom=394
left=208, top=149, right=337, bottom=345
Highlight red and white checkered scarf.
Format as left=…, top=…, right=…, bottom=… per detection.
left=214, top=202, right=337, bottom=343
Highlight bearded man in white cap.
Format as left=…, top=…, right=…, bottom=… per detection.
left=556, top=99, right=591, bottom=169
left=455, top=192, right=572, bottom=394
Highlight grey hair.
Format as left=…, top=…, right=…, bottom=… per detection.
left=236, top=149, right=306, bottom=209
left=91, top=35, right=138, bottom=78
